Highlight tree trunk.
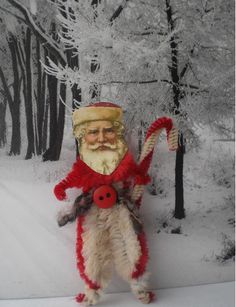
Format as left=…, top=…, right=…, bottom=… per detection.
left=67, top=53, right=81, bottom=158
left=2, top=33, right=21, bottom=155
left=42, top=95, right=49, bottom=152
left=35, top=39, right=43, bottom=155
left=58, top=0, right=81, bottom=159
left=166, top=0, right=185, bottom=219
left=41, top=48, right=48, bottom=153
left=41, top=71, right=48, bottom=152
left=174, top=133, right=185, bottom=218
left=0, top=67, right=21, bottom=155
left=10, top=108, right=21, bottom=155
left=42, top=21, right=67, bottom=162
left=90, top=54, right=101, bottom=100
left=42, top=63, right=58, bottom=161
left=70, top=59, right=81, bottom=159
left=42, top=37, right=59, bottom=161
left=138, top=120, right=144, bottom=156
left=24, top=28, right=35, bottom=159
left=8, top=35, right=21, bottom=155
left=0, top=98, right=7, bottom=148
left=54, top=83, right=66, bottom=160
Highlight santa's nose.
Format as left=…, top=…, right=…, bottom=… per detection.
left=98, top=131, right=105, bottom=142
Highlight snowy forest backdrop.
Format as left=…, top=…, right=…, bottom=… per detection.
left=0, top=0, right=235, bottom=300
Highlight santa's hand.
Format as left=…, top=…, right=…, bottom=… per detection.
left=54, top=184, right=67, bottom=201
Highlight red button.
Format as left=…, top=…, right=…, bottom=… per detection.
left=93, top=185, right=117, bottom=209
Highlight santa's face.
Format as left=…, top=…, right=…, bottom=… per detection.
left=77, top=120, right=128, bottom=175
left=84, top=121, right=118, bottom=151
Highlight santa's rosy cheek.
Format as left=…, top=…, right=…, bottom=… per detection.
left=85, top=134, right=97, bottom=144
left=105, top=133, right=116, bottom=141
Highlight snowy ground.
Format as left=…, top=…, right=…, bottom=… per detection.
left=0, top=129, right=234, bottom=300
left=0, top=282, right=234, bottom=307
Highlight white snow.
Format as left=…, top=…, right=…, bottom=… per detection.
left=0, top=129, right=234, bottom=300
left=0, top=282, right=234, bottom=307
left=29, top=0, right=37, bottom=15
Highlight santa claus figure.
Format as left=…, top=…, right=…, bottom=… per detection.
left=54, top=102, right=176, bottom=305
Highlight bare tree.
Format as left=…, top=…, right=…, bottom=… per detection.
left=0, top=32, right=21, bottom=155
left=165, top=0, right=185, bottom=218
left=0, top=96, right=7, bottom=148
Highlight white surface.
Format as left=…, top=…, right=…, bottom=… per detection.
left=0, top=282, right=234, bottom=307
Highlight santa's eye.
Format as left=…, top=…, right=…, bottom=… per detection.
left=104, top=128, right=115, bottom=133
left=88, top=130, right=98, bottom=135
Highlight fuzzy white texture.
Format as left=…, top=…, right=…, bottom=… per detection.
left=81, top=204, right=141, bottom=286
left=79, top=204, right=148, bottom=305
left=29, top=0, right=37, bottom=15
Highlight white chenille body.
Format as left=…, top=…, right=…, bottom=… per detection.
left=77, top=203, right=150, bottom=305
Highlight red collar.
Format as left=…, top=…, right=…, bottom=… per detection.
left=73, top=151, right=138, bottom=192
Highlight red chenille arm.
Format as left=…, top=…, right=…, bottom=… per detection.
left=54, top=160, right=81, bottom=201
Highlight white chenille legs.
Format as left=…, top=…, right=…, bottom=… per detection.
left=76, top=206, right=113, bottom=305
left=76, top=204, right=153, bottom=305
left=109, top=205, right=153, bottom=304
left=109, top=205, right=142, bottom=280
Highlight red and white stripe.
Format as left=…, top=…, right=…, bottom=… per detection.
left=132, top=117, right=178, bottom=207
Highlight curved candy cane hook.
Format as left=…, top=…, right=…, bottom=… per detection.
left=132, top=117, right=179, bottom=207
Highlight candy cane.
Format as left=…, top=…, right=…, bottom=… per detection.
left=131, top=117, right=179, bottom=207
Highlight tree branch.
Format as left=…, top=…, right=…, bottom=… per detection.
left=102, top=79, right=165, bottom=85
left=0, top=5, right=26, bottom=22
left=179, top=62, right=189, bottom=79
left=179, top=82, right=199, bottom=90
left=131, top=30, right=168, bottom=36
left=6, top=0, right=67, bottom=66
left=101, top=78, right=202, bottom=90
left=110, top=0, right=130, bottom=23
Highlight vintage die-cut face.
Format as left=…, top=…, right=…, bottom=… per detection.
left=77, top=120, right=128, bottom=175
left=84, top=121, right=118, bottom=150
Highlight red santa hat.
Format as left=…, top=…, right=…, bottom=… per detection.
left=72, top=102, right=123, bottom=127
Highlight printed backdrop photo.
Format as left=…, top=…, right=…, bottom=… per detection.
left=0, top=0, right=234, bottom=301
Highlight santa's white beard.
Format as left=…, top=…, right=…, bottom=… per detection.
left=80, top=139, right=128, bottom=175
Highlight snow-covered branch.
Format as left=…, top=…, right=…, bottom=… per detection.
left=110, top=0, right=130, bottom=23
left=6, top=0, right=67, bottom=66
left=0, top=5, right=26, bottom=23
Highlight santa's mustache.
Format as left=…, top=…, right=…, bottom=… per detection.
left=87, top=142, right=118, bottom=150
